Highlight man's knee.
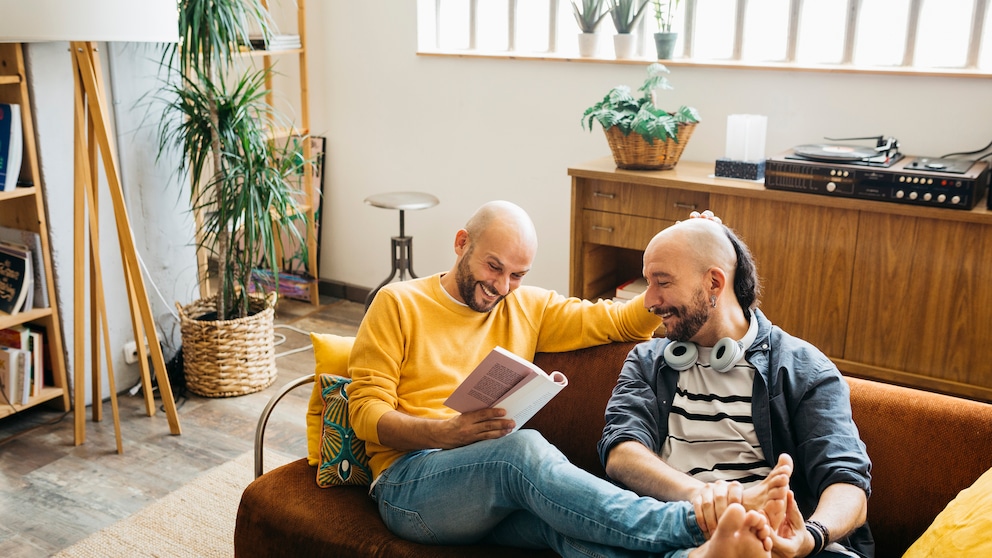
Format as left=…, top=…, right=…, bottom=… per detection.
left=499, top=429, right=567, bottom=467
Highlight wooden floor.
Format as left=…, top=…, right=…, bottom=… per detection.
left=0, top=296, right=364, bottom=558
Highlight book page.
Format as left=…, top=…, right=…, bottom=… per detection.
left=444, top=347, right=568, bottom=430
left=496, top=371, right=567, bottom=431
left=445, top=347, right=539, bottom=412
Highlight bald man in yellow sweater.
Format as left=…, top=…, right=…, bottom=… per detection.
left=348, top=201, right=793, bottom=558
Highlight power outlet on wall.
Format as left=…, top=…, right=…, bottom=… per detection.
left=123, top=339, right=151, bottom=365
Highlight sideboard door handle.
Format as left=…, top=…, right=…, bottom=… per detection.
left=592, top=192, right=616, bottom=199
left=591, top=225, right=614, bottom=232
left=673, top=202, right=698, bottom=211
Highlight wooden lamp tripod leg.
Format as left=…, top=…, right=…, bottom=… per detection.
left=73, top=121, right=123, bottom=453
left=70, top=41, right=181, bottom=441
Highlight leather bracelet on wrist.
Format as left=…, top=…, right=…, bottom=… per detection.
left=805, top=520, right=829, bottom=555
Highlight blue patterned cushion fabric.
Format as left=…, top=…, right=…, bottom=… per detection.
left=316, top=374, right=372, bottom=488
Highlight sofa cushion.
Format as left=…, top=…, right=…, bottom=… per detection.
left=306, top=333, right=355, bottom=466
left=902, top=465, right=992, bottom=557
left=316, top=374, right=372, bottom=487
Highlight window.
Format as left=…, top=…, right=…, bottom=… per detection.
left=418, top=0, right=992, bottom=74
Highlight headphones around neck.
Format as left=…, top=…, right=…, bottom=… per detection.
left=662, top=311, right=758, bottom=373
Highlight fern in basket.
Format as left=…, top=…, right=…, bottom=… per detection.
left=582, top=63, right=699, bottom=145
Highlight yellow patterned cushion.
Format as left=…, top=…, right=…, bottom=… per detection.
left=315, top=374, right=371, bottom=487
left=306, top=333, right=355, bottom=466
left=903, top=466, right=992, bottom=557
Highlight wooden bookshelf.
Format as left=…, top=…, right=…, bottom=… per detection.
left=0, top=43, right=70, bottom=419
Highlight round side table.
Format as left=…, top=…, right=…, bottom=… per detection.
left=363, top=191, right=440, bottom=310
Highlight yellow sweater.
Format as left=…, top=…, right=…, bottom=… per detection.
left=348, top=273, right=661, bottom=478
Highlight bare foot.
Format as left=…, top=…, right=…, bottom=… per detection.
left=688, top=504, right=772, bottom=558
left=743, top=453, right=793, bottom=529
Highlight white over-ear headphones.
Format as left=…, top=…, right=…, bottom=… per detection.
left=663, top=312, right=758, bottom=373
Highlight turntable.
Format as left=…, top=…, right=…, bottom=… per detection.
left=765, top=136, right=989, bottom=210
left=790, top=135, right=902, bottom=166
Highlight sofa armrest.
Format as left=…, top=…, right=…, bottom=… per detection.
left=254, top=374, right=315, bottom=478
left=847, top=376, right=992, bottom=557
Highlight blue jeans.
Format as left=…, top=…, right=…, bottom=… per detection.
left=370, top=430, right=706, bottom=558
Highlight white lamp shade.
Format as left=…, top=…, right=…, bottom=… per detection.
left=0, top=0, right=178, bottom=43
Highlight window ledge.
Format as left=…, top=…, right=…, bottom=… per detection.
left=416, top=50, right=992, bottom=79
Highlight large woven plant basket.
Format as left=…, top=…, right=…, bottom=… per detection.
left=604, top=121, right=697, bottom=170
left=177, top=292, right=277, bottom=398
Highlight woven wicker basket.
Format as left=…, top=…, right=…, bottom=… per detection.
left=604, top=121, right=697, bottom=170
left=177, top=293, right=277, bottom=398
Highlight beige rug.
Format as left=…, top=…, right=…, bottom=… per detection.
left=53, top=451, right=293, bottom=558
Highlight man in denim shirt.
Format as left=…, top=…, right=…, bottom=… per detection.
left=599, top=217, right=873, bottom=557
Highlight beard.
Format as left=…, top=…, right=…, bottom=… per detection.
left=661, top=288, right=711, bottom=342
left=455, top=249, right=504, bottom=313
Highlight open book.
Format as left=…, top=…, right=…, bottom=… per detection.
left=444, top=346, right=568, bottom=432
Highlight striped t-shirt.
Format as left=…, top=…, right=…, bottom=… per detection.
left=660, top=316, right=770, bottom=486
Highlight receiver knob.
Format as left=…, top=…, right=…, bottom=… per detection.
left=952, top=195, right=961, bottom=204
left=937, top=194, right=946, bottom=203
left=909, top=192, right=919, bottom=200
left=923, top=192, right=933, bottom=201
left=826, top=182, right=837, bottom=192
left=895, top=190, right=905, bottom=198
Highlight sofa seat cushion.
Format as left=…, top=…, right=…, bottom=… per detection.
left=235, top=458, right=555, bottom=558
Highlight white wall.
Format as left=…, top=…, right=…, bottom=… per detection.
left=307, top=2, right=992, bottom=296
left=25, top=4, right=992, bottom=402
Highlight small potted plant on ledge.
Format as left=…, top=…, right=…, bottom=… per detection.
left=652, top=0, right=681, bottom=59
left=582, top=63, right=700, bottom=170
left=571, top=0, right=610, bottom=57
left=608, top=0, right=650, bottom=59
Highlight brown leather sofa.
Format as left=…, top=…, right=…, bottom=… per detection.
left=235, top=341, right=992, bottom=558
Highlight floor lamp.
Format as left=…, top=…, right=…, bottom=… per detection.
left=0, top=0, right=183, bottom=447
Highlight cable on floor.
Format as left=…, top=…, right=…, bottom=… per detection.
left=274, top=324, right=315, bottom=359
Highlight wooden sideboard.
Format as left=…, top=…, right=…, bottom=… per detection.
left=569, top=156, right=992, bottom=402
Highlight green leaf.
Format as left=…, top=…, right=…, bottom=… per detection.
left=580, top=63, right=698, bottom=145
left=571, top=0, right=609, bottom=33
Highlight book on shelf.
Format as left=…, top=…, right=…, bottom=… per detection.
left=614, top=277, right=648, bottom=301
left=0, top=240, right=32, bottom=315
left=24, top=322, right=51, bottom=389
left=0, top=225, right=49, bottom=309
left=444, top=346, right=568, bottom=432
left=248, top=33, right=301, bottom=51
left=0, top=346, right=28, bottom=405
left=0, top=324, right=42, bottom=398
left=27, top=329, right=42, bottom=397
left=0, top=103, right=23, bottom=192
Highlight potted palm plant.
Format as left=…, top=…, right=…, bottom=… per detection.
left=582, top=63, right=699, bottom=170
left=608, top=0, right=650, bottom=59
left=155, top=0, right=310, bottom=397
left=570, top=0, right=610, bottom=57
left=652, top=0, right=681, bottom=59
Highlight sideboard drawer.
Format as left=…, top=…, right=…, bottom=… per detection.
left=580, top=180, right=709, bottom=221
left=579, top=180, right=667, bottom=218
left=582, top=210, right=672, bottom=250
left=664, top=189, right=710, bottom=221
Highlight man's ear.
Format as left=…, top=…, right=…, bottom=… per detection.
left=453, top=229, right=470, bottom=256
left=706, top=266, right=728, bottom=295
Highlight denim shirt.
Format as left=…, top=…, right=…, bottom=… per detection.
left=598, top=309, right=874, bottom=557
